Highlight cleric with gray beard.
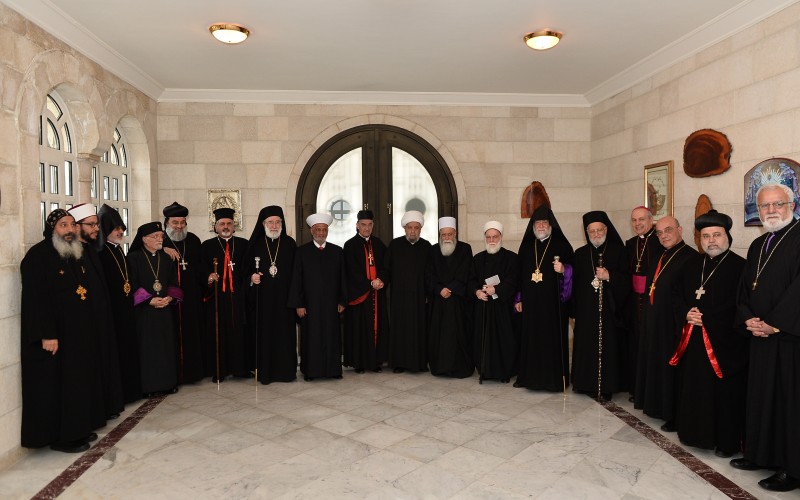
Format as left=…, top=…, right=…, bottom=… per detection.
left=52, top=216, right=83, bottom=260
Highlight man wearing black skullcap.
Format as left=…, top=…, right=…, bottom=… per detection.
left=21, top=209, right=108, bottom=453
left=201, top=207, right=249, bottom=381
left=162, top=202, right=205, bottom=384
left=129, top=222, right=183, bottom=397
left=669, top=210, right=746, bottom=458
left=342, top=210, right=388, bottom=373
left=515, top=205, right=574, bottom=391
left=245, top=206, right=298, bottom=383
left=570, top=211, right=630, bottom=400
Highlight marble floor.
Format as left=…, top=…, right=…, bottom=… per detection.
left=0, top=371, right=796, bottom=499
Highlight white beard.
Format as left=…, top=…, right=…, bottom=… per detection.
left=534, top=228, right=552, bottom=241
left=486, top=242, right=501, bottom=255
left=166, top=226, right=187, bottom=242
left=266, top=229, right=281, bottom=240
left=704, top=245, right=727, bottom=258
left=762, top=213, right=794, bottom=232
left=440, top=239, right=456, bottom=257
left=52, top=234, right=83, bottom=260
left=590, top=235, right=606, bottom=248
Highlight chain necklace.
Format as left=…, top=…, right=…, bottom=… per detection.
left=752, top=219, right=798, bottom=290
left=143, top=250, right=162, bottom=294
left=167, top=236, right=188, bottom=271
left=694, top=250, right=730, bottom=300
left=590, top=242, right=607, bottom=290
left=105, top=243, right=131, bottom=296
left=264, top=235, right=281, bottom=277
left=634, top=229, right=653, bottom=273
left=531, top=236, right=552, bottom=283
left=648, top=242, right=686, bottom=298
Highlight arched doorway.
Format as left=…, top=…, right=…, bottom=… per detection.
left=296, top=125, right=457, bottom=246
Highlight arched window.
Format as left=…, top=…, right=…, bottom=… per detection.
left=38, top=93, right=77, bottom=230
left=95, top=127, right=133, bottom=250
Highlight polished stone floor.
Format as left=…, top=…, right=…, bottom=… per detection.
left=0, top=371, right=795, bottom=499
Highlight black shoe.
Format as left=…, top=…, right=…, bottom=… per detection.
left=714, top=448, right=734, bottom=458
left=211, top=376, right=222, bottom=383
left=84, top=432, right=98, bottom=443
left=601, top=393, right=612, bottom=401
left=758, top=470, right=800, bottom=492
left=393, top=367, right=405, bottom=373
left=50, top=441, right=90, bottom=453
left=513, top=380, right=523, bottom=388
left=333, top=375, right=343, bottom=379
left=628, top=396, right=635, bottom=403
left=168, top=386, right=179, bottom=394
left=355, top=368, right=365, bottom=374
left=660, top=421, right=676, bottom=432
left=730, top=458, right=762, bottom=471
left=304, top=376, right=314, bottom=382
left=108, top=413, right=120, bottom=420
left=500, top=378, right=510, bottom=383
left=373, top=367, right=382, bottom=373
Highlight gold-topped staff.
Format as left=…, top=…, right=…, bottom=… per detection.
left=595, top=253, right=605, bottom=402
left=253, top=256, right=261, bottom=390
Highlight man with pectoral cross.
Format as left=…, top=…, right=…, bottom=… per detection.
left=201, top=207, right=249, bottom=381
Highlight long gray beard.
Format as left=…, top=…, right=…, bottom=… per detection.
left=486, top=243, right=501, bottom=255
left=762, top=215, right=794, bottom=232
left=166, top=227, right=187, bottom=242
left=440, top=239, right=456, bottom=257
left=52, top=234, right=83, bottom=260
left=266, top=229, right=281, bottom=240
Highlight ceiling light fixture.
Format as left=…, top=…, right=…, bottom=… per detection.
left=209, top=23, right=250, bottom=44
left=523, top=30, right=562, bottom=51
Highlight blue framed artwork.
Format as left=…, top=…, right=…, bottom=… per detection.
left=744, top=157, right=800, bottom=226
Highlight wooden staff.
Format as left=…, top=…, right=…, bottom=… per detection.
left=254, top=256, right=261, bottom=389
left=213, top=257, right=220, bottom=391
left=596, top=253, right=605, bottom=402
left=554, top=256, right=566, bottom=398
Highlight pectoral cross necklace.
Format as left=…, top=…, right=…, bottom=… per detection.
left=265, top=235, right=280, bottom=277
left=695, top=251, right=729, bottom=300
left=531, top=237, right=551, bottom=283
left=752, top=219, right=798, bottom=290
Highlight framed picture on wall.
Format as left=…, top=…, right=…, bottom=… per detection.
left=207, top=189, right=243, bottom=231
left=743, top=157, right=800, bottom=226
left=644, top=160, right=673, bottom=218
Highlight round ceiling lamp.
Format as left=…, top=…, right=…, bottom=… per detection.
left=523, top=30, right=562, bottom=51
left=209, top=23, right=250, bottom=44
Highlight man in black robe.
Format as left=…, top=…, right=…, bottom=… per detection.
left=623, top=206, right=662, bottom=400
left=21, top=209, right=106, bottom=453
left=288, top=213, right=346, bottom=381
left=515, top=205, right=574, bottom=392
left=732, top=183, right=800, bottom=492
left=669, top=210, right=746, bottom=457
left=68, top=203, right=124, bottom=419
left=97, top=204, right=141, bottom=404
left=426, top=217, right=474, bottom=378
left=383, top=210, right=431, bottom=373
left=245, top=206, right=298, bottom=384
left=202, top=207, right=249, bottom=381
left=570, top=211, right=630, bottom=400
left=634, top=215, right=695, bottom=431
left=469, top=220, right=518, bottom=383
left=129, top=222, right=183, bottom=397
left=343, top=210, right=388, bottom=373
left=162, top=202, right=205, bottom=384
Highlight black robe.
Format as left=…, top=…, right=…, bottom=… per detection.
left=623, top=229, right=663, bottom=394
left=468, top=247, right=519, bottom=381
left=163, top=233, right=205, bottom=384
left=245, top=234, right=298, bottom=383
left=129, top=249, right=182, bottom=394
left=21, top=240, right=107, bottom=447
left=672, top=250, right=747, bottom=453
left=735, top=219, right=800, bottom=477
left=343, top=234, right=388, bottom=370
left=426, top=241, right=474, bottom=378
left=288, top=242, right=347, bottom=379
left=517, top=237, right=574, bottom=391
left=201, top=236, right=249, bottom=379
left=635, top=241, right=696, bottom=421
left=383, top=236, right=432, bottom=372
left=570, top=241, right=630, bottom=395
left=98, top=243, right=141, bottom=403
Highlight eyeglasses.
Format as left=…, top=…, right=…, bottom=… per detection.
left=77, top=222, right=99, bottom=228
left=757, top=201, right=792, bottom=211
left=655, top=226, right=677, bottom=237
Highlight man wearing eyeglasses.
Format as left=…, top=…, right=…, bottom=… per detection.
left=634, top=215, right=695, bottom=433
left=732, top=182, right=800, bottom=492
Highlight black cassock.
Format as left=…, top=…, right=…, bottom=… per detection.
left=288, top=242, right=347, bottom=379
left=623, top=229, right=662, bottom=393
left=517, top=237, right=574, bottom=391
left=201, top=236, right=249, bottom=379
left=129, top=249, right=182, bottom=394
left=343, top=234, right=388, bottom=370
left=99, top=243, right=141, bottom=403
left=21, top=241, right=107, bottom=447
left=736, top=220, right=800, bottom=477
left=383, top=236, right=432, bottom=372
left=163, top=233, right=205, bottom=384
left=635, top=241, right=695, bottom=421
left=468, top=247, right=519, bottom=382
left=426, top=241, right=474, bottom=378
left=570, top=242, right=630, bottom=395
left=672, top=250, right=747, bottom=453
left=245, top=234, right=298, bottom=383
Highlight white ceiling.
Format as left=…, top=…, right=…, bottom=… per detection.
left=5, top=0, right=796, bottom=106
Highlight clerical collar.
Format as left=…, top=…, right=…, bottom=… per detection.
left=360, top=235, right=370, bottom=242
left=313, top=240, right=325, bottom=249
left=664, top=241, right=686, bottom=253
left=220, top=236, right=232, bottom=242
left=639, top=227, right=655, bottom=239
left=537, top=236, right=550, bottom=243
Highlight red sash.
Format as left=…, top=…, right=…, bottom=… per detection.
left=669, top=323, right=723, bottom=378
left=347, top=240, right=378, bottom=346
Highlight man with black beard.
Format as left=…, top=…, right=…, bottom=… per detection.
left=670, top=210, right=746, bottom=458
left=21, top=210, right=107, bottom=452
left=570, top=211, right=630, bottom=400
left=469, top=221, right=518, bottom=383
left=202, top=208, right=249, bottom=381
left=426, top=217, right=474, bottom=378
left=161, top=202, right=205, bottom=384
left=732, top=183, right=800, bottom=492
left=383, top=211, right=431, bottom=373
left=68, top=203, right=123, bottom=419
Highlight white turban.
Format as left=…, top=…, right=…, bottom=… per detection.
left=306, top=213, right=333, bottom=227
left=438, top=217, right=457, bottom=230
left=401, top=211, right=424, bottom=227
left=483, top=220, right=503, bottom=234
left=68, top=203, right=96, bottom=222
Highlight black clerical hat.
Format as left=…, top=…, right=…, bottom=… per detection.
left=695, top=209, right=733, bottom=245
left=130, top=221, right=163, bottom=253
left=581, top=210, right=623, bottom=248
left=357, top=210, right=374, bottom=220
left=163, top=201, right=189, bottom=218
left=213, top=207, right=235, bottom=221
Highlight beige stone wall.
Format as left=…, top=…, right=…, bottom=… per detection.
left=591, top=2, right=800, bottom=254
left=0, top=4, right=157, bottom=467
